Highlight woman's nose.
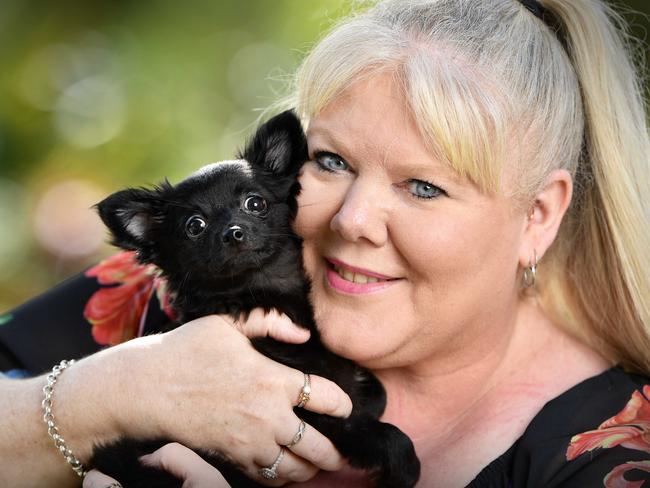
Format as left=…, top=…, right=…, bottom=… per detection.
left=329, top=181, right=388, bottom=246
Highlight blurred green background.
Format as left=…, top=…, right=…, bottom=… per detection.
left=1, top=0, right=649, bottom=312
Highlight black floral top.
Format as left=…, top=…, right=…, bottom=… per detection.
left=1, top=251, right=649, bottom=487
left=469, top=367, right=650, bottom=487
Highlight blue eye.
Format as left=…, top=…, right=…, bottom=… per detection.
left=314, top=152, right=349, bottom=172
left=407, top=180, right=444, bottom=199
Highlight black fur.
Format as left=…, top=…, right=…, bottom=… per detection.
left=89, top=110, right=421, bottom=488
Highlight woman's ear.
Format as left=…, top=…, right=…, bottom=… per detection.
left=519, top=169, right=573, bottom=266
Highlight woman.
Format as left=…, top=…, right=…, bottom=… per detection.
left=3, top=0, right=650, bottom=486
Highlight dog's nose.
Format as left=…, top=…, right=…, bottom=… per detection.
left=222, top=225, right=245, bottom=243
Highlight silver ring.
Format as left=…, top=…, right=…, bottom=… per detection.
left=296, top=373, right=311, bottom=408
left=259, top=447, right=285, bottom=480
left=286, top=420, right=306, bottom=448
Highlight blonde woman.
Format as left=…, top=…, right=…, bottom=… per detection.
left=2, top=0, right=650, bottom=486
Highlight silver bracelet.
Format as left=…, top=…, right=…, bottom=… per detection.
left=42, top=359, right=88, bottom=477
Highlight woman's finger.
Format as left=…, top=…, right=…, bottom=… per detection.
left=287, top=371, right=353, bottom=419
left=139, top=442, right=231, bottom=488
left=82, top=469, right=123, bottom=488
left=233, top=309, right=311, bottom=343
left=276, top=419, right=346, bottom=472
left=249, top=446, right=320, bottom=485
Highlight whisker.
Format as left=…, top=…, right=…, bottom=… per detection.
left=265, top=233, right=301, bottom=239
left=296, top=200, right=340, bottom=209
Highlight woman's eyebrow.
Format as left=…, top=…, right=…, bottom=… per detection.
left=306, top=125, right=345, bottom=146
left=390, top=160, right=464, bottom=186
left=306, top=126, right=358, bottom=160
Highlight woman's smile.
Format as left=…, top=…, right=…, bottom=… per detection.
left=324, top=257, right=402, bottom=294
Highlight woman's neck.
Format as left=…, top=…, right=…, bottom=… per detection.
left=376, top=346, right=512, bottom=444
left=293, top=300, right=610, bottom=488
left=375, top=298, right=608, bottom=452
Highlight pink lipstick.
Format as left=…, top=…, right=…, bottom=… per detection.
left=325, top=258, right=400, bottom=294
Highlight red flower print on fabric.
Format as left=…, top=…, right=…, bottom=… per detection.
left=566, top=385, right=650, bottom=487
left=604, top=461, right=650, bottom=488
left=84, top=251, right=177, bottom=345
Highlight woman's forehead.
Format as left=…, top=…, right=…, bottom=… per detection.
left=307, top=74, right=414, bottom=146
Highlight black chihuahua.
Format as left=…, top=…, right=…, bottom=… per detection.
left=89, top=110, right=420, bottom=488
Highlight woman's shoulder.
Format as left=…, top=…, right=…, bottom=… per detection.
left=511, top=366, right=650, bottom=487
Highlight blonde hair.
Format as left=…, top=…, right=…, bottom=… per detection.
left=289, top=0, right=650, bottom=374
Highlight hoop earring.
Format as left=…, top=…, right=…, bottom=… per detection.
left=523, top=250, right=538, bottom=288
left=527, top=207, right=535, bottom=221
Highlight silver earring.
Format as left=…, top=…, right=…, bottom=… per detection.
left=523, top=250, right=538, bottom=288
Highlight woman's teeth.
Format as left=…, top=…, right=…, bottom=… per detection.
left=333, top=265, right=382, bottom=284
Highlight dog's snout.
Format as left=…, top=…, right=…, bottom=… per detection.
left=222, top=225, right=245, bottom=243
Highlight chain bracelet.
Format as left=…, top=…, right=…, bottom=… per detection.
left=42, top=359, right=88, bottom=477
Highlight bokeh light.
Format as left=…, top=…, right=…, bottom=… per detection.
left=54, top=75, right=126, bottom=148
left=32, top=179, right=107, bottom=259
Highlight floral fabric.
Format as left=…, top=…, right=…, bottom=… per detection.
left=0, top=253, right=172, bottom=373
left=84, top=251, right=176, bottom=345
left=566, top=385, right=650, bottom=487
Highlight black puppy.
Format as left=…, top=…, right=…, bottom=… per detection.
left=89, top=110, right=420, bottom=488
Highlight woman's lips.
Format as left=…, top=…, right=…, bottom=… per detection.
left=325, top=258, right=401, bottom=294
left=326, top=258, right=397, bottom=280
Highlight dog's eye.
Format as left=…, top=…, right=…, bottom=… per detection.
left=185, top=215, right=207, bottom=238
left=244, top=195, right=267, bottom=215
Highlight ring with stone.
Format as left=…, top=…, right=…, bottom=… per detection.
left=259, top=447, right=285, bottom=480
left=296, top=373, right=311, bottom=408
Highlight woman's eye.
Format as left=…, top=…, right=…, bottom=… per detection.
left=244, top=195, right=268, bottom=214
left=314, top=152, right=349, bottom=172
left=185, top=215, right=207, bottom=238
left=407, top=179, right=445, bottom=199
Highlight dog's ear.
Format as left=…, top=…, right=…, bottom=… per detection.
left=95, top=183, right=170, bottom=253
left=240, top=110, right=308, bottom=176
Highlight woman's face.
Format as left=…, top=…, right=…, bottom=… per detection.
left=295, top=73, right=527, bottom=370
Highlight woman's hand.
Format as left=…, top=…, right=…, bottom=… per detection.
left=83, top=443, right=231, bottom=488
left=85, top=309, right=352, bottom=485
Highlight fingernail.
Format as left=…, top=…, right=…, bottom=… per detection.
left=139, top=454, right=153, bottom=466
left=292, top=324, right=310, bottom=335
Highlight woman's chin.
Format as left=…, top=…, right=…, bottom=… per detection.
left=313, top=300, right=415, bottom=367
left=318, top=329, right=374, bottom=362
left=317, top=327, right=399, bottom=368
